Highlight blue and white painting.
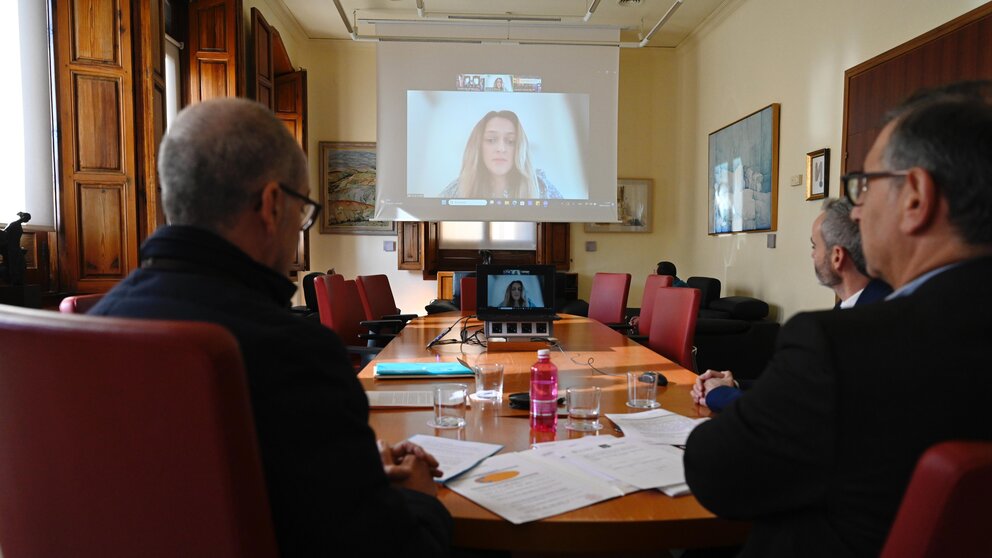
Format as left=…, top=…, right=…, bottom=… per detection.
left=708, top=104, right=779, bottom=234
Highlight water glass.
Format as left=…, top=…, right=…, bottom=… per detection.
left=566, top=386, right=602, bottom=431
left=626, top=371, right=661, bottom=409
left=473, top=363, right=504, bottom=400
left=428, top=383, right=467, bottom=429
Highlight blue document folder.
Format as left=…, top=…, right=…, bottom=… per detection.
left=373, top=362, right=473, bottom=379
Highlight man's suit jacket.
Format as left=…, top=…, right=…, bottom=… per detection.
left=685, top=257, right=992, bottom=558
left=855, top=277, right=893, bottom=306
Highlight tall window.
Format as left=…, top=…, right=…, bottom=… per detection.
left=439, top=222, right=537, bottom=250
left=0, top=0, right=55, bottom=227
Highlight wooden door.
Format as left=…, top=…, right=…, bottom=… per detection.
left=249, top=8, right=274, bottom=110
left=133, top=0, right=168, bottom=240
left=54, top=0, right=138, bottom=293
left=275, top=70, right=310, bottom=274
left=188, top=0, right=242, bottom=104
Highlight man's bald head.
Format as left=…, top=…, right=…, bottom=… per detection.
left=158, top=98, right=307, bottom=232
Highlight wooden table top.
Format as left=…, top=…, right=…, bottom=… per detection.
left=358, top=313, right=749, bottom=552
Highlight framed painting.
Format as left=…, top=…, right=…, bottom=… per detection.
left=584, top=178, right=652, bottom=233
left=805, top=148, right=829, bottom=201
left=318, top=141, right=395, bottom=235
left=707, top=104, right=780, bottom=234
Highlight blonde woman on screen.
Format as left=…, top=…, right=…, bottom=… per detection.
left=439, top=110, right=562, bottom=199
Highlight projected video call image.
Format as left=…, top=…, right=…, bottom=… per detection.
left=407, top=91, right=590, bottom=200
left=486, top=274, right=546, bottom=309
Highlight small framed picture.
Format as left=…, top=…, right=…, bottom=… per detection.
left=806, top=148, right=829, bottom=201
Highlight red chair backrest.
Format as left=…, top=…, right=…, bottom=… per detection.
left=880, top=440, right=992, bottom=558
left=58, top=293, right=104, bottom=314
left=460, top=276, right=477, bottom=312
left=314, top=274, right=366, bottom=347
left=637, top=275, right=674, bottom=337
left=0, top=305, right=277, bottom=558
left=647, top=287, right=701, bottom=370
left=355, top=274, right=399, bottom=320
left=588, top=272, right=631, bottom=325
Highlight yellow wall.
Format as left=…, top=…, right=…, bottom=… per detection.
left=250, top=0, right=985, bottom=319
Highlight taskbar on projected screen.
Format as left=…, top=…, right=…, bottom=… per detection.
left=441, top=199, right=611, bottom=208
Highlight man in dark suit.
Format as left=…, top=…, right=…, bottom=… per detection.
left=684, top=81, right=992, bottom=557
left=812, top=198, right=892, bottom=308
left=91, top=98, right=451, bottom=556
left=693, top=198, right=892, bottom=411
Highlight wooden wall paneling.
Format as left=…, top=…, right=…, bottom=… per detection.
left=188, top=0, right=242, bottom=104
left=54, top=0, right=138, bottom=293
left=133, top=0, right=168, bottom=242
left=249, top=7, right=273, bottom=109
left=842, top=3, right=992, bottom=174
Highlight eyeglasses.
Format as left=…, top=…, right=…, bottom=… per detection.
left=841, top=170, right=909, bottom=206
left=279, top=183, right=321, bottom=231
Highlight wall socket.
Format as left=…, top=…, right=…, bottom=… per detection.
left=585, top=241, right=597, bottom=252
left=383, top=240, right=396, bottom=252
left=790, top=174, right=804, bottom=186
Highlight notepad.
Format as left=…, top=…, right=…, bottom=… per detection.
left=373, top=362, right=473, bottom=379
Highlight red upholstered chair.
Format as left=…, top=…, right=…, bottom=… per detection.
left=880, top=440, right=992, bottom=558
left=460, top=276, right=477, bottom=312
left=58, top=293, right=104, bottom=314
left=313, top=275, right=396, bottom=370
left=0, top=304, right=277, bottom=558
left=647, top=286, right=701, bottom=370
left=355, top=274, right=417, bottom=329
left=587, top=272, right=631, bottom=326
left=627, top=274, right=675, bottom=340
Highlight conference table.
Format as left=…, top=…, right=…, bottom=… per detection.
left=357, top=312, right=749, bottom=553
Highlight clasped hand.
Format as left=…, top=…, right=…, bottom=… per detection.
left=691, top=369, right=736, bottom=408
left=378, top=440, right=443, bottom=496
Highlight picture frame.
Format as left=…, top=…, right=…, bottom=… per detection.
left=806, top=148, right=829, bottom=201
left=318, top=141, right=395, bottom=235
left=583, top=178, right=653, bottom=233
left=707, top=103, right=780, bottom=235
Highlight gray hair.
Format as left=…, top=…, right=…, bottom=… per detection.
left=157, top=98, right=307, bottom=232
left=820, top=198, right=866, bottom=275
left=882, top=81, right=992, bottom=246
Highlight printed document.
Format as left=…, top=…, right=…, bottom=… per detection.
left=606, top=408, right=708, bottom=445
left=445, top=451, right=623, bottom=524
left=406, top=434, right=502, bottom=483
left=366, top=391, right=433, bottom=408
left=565, top=436, right=685, bottom=490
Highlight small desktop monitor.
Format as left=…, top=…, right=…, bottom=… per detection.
left=475, top=264, right=556, bottom=321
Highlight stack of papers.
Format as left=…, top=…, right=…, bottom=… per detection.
left=444, top=435, right=689, bottom=524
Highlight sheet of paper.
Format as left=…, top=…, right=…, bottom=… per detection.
left=606, top=408, right=709, bottom=446
left=527, top=435, right=640, bottom=495
left=406, top=434, right=503, bottom=483
left=445, top=451, right=623, bottom=524
left=565, top=436, right=685, bottom=490
left=366, top=391, right=433, bottom=408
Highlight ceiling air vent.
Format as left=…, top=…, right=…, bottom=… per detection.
left=618, top=0, right=643, bottom=6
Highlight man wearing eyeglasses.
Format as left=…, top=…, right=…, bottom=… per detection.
left=90, top=98, right=451, bottom=556
left=684, top=81, right=992, bottom=558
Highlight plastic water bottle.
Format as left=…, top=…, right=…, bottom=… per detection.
left=530, top=349, right=558, bottom=432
